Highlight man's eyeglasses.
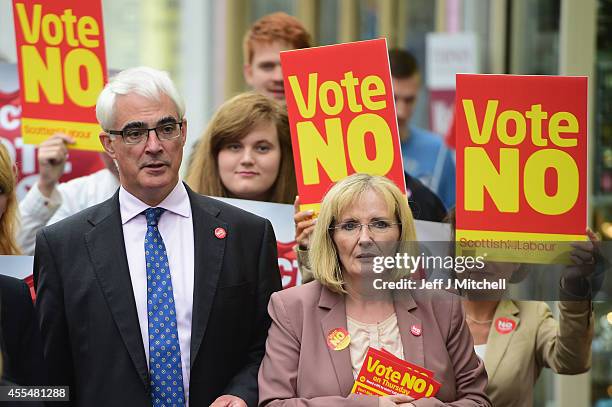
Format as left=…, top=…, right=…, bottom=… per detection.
left=329, top=220, right=400, bottom=235
left=106, top=121, right=183, bottom=145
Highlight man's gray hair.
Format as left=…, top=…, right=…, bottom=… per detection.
left=96, top=66, right=186, bottom=130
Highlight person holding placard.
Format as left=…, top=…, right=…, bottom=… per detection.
left=12, top=0, right=117, bottom=256
left=258, top=174, right=490, bottom=406
left=449, top=70, right=601, bottom=406
left=446, top=210, right=598, bottom=407
left=186, top=91, right=297, bottom=204
left=0, top=143, right=46, bottom=386
left=17, top=142, right=119, bottom=255
left=286, top=40, right=448, bottom=284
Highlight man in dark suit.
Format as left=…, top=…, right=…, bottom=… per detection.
left=34, top=66, right=281, bottom=407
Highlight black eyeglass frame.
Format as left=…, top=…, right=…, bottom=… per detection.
left=105, top=121, right=184, bottom=145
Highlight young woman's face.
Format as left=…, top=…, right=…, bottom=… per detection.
left=217, top=121, right=281, bottom=201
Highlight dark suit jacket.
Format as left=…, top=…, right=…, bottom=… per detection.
left=258, top=282, right=491, bottom=406
left=405, top=172, right=448, bottom=222
left=34, top=185, right=281, bottom=406
left=0, top=274, right=46, bottom=386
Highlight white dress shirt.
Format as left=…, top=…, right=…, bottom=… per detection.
left=18, top=168, right=120, bottom=254
left=119, top=181, right=194, bottom=405
left=474, top=344, right=487, bottom=361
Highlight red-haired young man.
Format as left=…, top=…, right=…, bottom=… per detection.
left=243, top=12, right=312, bottom=101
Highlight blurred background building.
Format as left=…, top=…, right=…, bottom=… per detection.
left=0, top=0, right=610, bottom=405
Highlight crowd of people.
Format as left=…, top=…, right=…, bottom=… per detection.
left=0, top=11, right=602, bottom=407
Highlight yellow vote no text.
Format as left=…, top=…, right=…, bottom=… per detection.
left=15, top=3, right=104, bottom=108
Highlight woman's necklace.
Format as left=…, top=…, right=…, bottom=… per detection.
left=465, top=315, right=493, bottom=324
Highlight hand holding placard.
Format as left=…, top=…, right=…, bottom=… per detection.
left=36, top=132, right=75, bottom=197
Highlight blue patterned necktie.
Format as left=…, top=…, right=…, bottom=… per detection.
left=144, top=207, right=185, bottom=406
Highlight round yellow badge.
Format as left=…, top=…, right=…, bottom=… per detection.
left=326, top=328, right=350, bottom=351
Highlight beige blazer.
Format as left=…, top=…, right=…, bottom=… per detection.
left=258, top=281, right=491, bottom=406
left=484, top=300, right=593, bottom=407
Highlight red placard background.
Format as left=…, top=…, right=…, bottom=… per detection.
left=281, top=39, right=406, bottom=207
left=0, top=89, right=104, bottom=199
left=12, top=0, right=108, bottom=123
left=455, top=74, right=587, bottom=235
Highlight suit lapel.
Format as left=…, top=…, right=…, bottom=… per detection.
left=187, top=190, right=227, bottom=368
left=484, top=300, right=520, bottom=380
left=318, top=287, right=354, bottom=396
left=394, top=292, right=424, bottom=368
left=84, top=193, right=149, bottom=389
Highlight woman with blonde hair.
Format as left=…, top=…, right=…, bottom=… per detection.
left=0, top=143, right=46, bottom=385
left=186, top=91, right=297, bottom=203
left=258, top=173, right=490, bottom=406
left=0, top=143, right=20, bottom=255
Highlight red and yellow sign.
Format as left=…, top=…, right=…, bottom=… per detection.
left=12, top=0, right=108, bottom=151
left=281, top=39, right=406, bottom=212
left=351, top=347, right=440, bottom=399
left=455, top=74, right=587, bottom=263
left=326, top=328, right=350, bottom=351
left=0, top=89, right=106, bottom=199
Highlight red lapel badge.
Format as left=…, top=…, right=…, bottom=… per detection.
left=214, top=227, right=227, bottom=239
left=494, top=317, right=516, bottom=334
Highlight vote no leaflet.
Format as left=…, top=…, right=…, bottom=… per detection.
left=455, top=74, right=587, bottom=264
left=351, top=347, right=441, bottom=399
left=280, top=39, right=406, bottom=213
left=12, top=0, right=108, bottom=151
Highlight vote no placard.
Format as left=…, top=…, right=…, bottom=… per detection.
left=12, top=0, right=108, bottom=151
left=455, top=74, right=587, bottom=264
left=281, top=39, right=406, bottom=212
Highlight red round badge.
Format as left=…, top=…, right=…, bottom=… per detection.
left=495, top=317, right=516, bottom=334
left=410, top=324, right=422, bottom=336
left=214, top=227, right=227, bottom=239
